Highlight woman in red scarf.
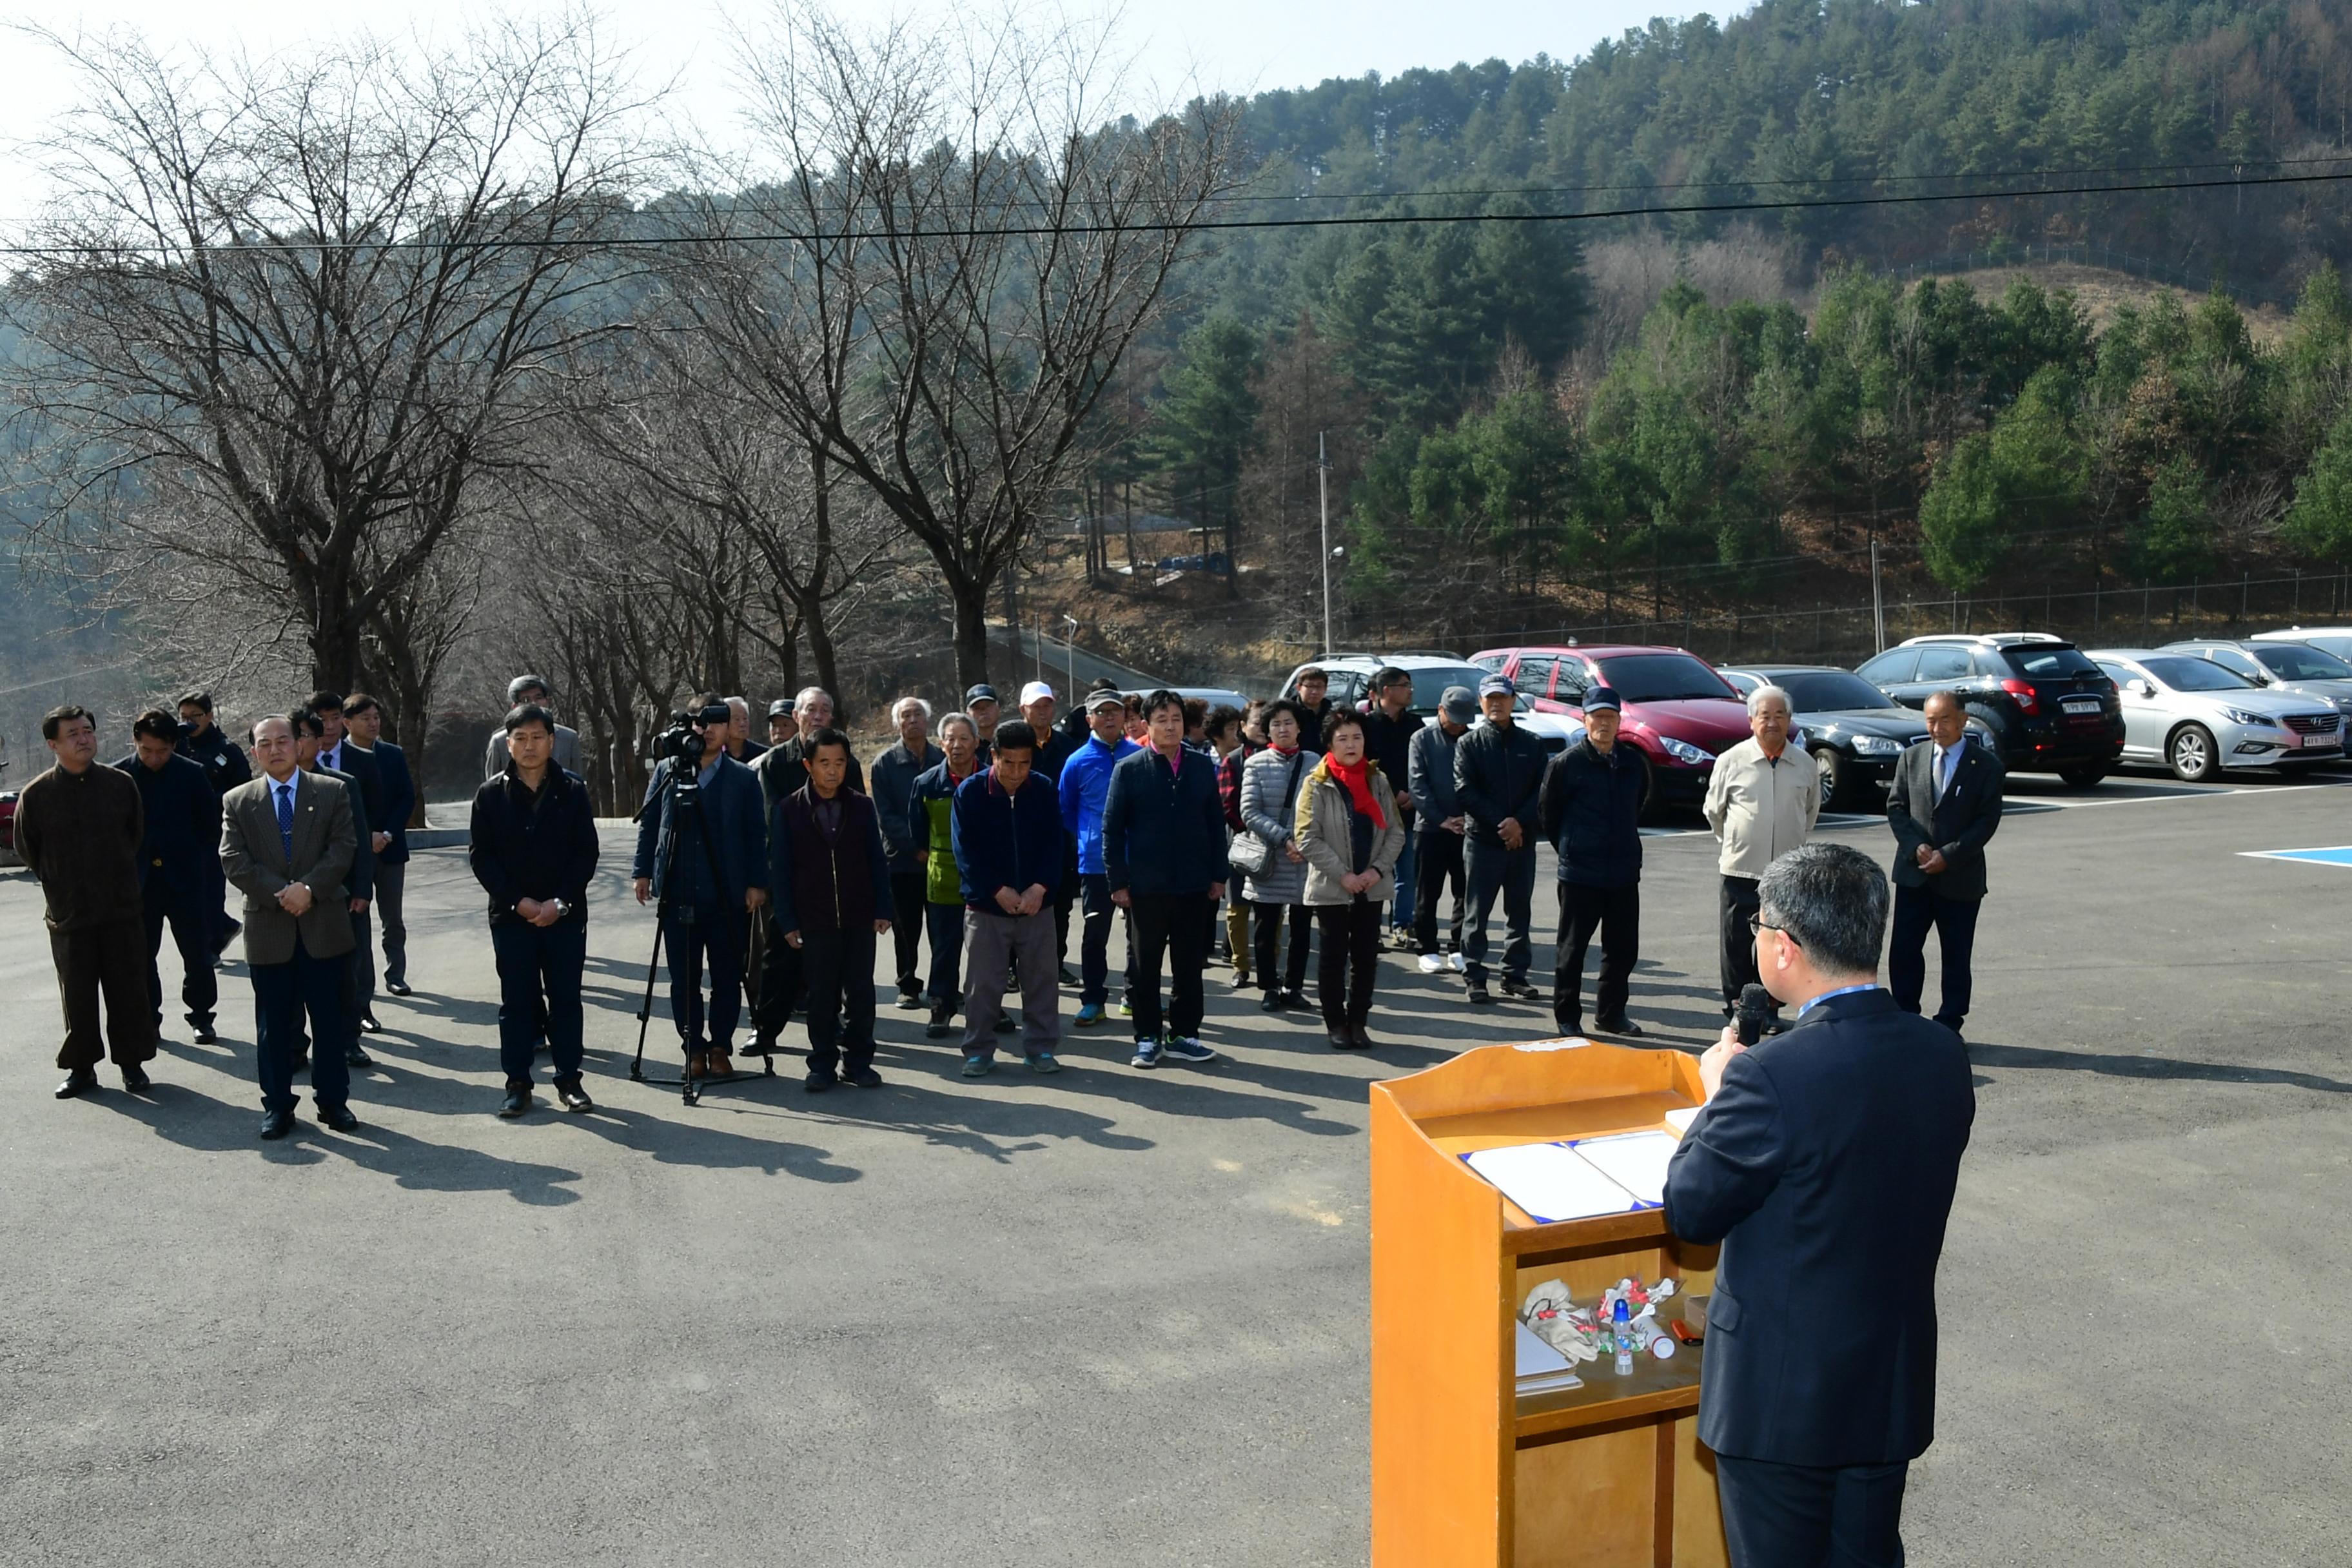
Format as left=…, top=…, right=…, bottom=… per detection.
left=1295, top=709, right=1407, bottom=1048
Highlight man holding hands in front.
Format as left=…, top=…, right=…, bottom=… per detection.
left=1663, top=842, right=1973, bottom=1567
left=220, top=716, right=361, bottom=1139
left=1886, top=691, right=2003, bottom=1039
left=1705, top=683, right=1819, bottom=1035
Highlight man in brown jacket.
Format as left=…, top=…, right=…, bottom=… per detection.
left=220, top=715, right=360, bottom=1139
left=14, top=704, right=157, bottom=1098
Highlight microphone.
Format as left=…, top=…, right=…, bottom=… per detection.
left=1735, top=983, right=1771, bottom=1047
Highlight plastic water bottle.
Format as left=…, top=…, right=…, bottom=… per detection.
left=1612, top=1300, right=1634, bottom=1377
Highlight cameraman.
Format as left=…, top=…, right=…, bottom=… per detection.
left=632, top=698, right=769, bottom=1081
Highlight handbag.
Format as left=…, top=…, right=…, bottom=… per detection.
left=1230, top=752, right=1306, bottom=879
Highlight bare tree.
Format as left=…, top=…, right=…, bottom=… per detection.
left=666, top=1, right=1244, bottom=686
left=1, top=17, right=656, bottom=722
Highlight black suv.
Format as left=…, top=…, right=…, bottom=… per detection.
left=1854, top=633, right=2124, bottom=783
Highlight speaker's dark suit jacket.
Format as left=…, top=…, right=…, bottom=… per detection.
left=1663, top=987, right=1974, bottom=1466
left=1886, top=739, right=2003, bottom=901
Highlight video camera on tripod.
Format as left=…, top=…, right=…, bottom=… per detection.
left=647, top=710, right=703, bottom=769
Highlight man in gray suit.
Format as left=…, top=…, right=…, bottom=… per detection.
left=220, top=716, right=362, bottom=1140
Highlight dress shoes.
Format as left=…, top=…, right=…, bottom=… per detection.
left=498, top=1088, right=532, bottom=1118
left=555, top=1080, right=594, bottom=1113
left=1500, top=979, right=1544, bottom=1003
left=384, top=979, right=412, bottom=997
left=1350, top=1024, right=1377, bottom=1050
left=845, top=1065, right=883, bottom=1089
left=55, top=1069, right=99, bottom=1100
left=1465, top=985, right=1494, bottom=1006
left=1326, top=1028, right=1357, bottom=1050
left=121, top=1063, right=152, bottom=1093
left=191, top=1023, right=218, bottom=1045
left=259, top=1108, right=295, bottom=1140
left=1594, top=1015, right=1644, bottom=1039
left=345, top=1048, right=376, bottom=1070
left=708, top=1050, right=735, bottom=1078
left=1259, top=990, right=1284, bottom=1013
left=360, top=1012, right=384, bottom=1034
left=317, top=1104, right=360, bottom=1133
left=803, top=1069, right=838, bottom=1093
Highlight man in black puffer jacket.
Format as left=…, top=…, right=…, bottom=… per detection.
left=1537, top=686, right=1645, bottom=1039
left=1452, top=675, right=1550, bottom=1004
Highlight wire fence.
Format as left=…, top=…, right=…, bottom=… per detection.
left=1475, top=568, right=2352, bottom=666
left=1883, top=240, right=2295, bottom=311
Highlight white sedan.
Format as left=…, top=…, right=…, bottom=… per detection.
left=2088, top=649, right=2344, bottom=781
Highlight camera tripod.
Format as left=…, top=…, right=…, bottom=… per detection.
left=629, top=756, right=776, bottom=1107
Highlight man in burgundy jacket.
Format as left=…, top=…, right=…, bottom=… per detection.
left=768, top=727, right=894, bottom=1093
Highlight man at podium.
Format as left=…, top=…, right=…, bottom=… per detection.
left=1661, top=841, right=1974, bottom=1568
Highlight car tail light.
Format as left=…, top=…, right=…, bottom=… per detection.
left=1999, top=678, right=2040, bottom=714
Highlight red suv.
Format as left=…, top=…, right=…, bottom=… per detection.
left=1470, top=644, right=1754, bottom=812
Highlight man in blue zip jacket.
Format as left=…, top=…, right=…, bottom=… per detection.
left=770, top=727, right=893, bottom=1093
left=1057, top=689, right=1139, bottom=1028
left=632, top=698, right=770, bottom=1081
left=1101, top=689, right=1226, bottom=1069
left=1536, top=686, right=1645, bottom=1039
left=951, top=720, right=1064, bottom=1078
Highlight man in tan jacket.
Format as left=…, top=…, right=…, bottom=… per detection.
left=1703, top=683, right=1820, bottom=1034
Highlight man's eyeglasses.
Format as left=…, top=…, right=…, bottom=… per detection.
left=1747, top=914, right=1801, bottom=948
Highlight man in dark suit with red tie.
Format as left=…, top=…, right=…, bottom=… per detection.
left=1663, top=841, right=1974, bottom=1568
left=1885, top=691, right=2004, bottom=1040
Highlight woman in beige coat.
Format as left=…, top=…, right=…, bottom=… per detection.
left=1295, top=708, right=1408, bottom=1049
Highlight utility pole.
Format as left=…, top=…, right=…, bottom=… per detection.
left=1870, top=538, right=1886, bottom=654
left=1063, top=613, right=1078, bottom=699
left=1318, top=430, right=1334, bottom=656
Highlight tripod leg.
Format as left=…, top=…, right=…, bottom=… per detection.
left=632, top=916, right=667, bottom=1083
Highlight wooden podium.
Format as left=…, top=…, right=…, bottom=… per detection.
left=1369, top=1041, right=1728, bottom=1568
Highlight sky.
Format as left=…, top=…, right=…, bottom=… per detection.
left=0, top=0, right=1698, bottom=226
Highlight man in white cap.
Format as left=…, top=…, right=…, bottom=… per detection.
left=484, top=676, right=583, bottom=779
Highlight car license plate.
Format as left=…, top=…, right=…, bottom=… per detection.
left=2062, top=697, right=2102, bottom=714
left=2306, top=731, right=2337, bottom=749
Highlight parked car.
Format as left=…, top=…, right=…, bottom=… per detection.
left=1720, top=665, right=1932, bottom=808
left=1854, top=632, right=2123, bottom=783
left=2250, top=625, right=2352, bottom=663
left=1166, top=686, right=1252, bottom=715
left=2159, top=638, right=2352, bottom=721
left=1468, top=643, right=1752, bottom=812
left=2088, top=648, right=2345, bottom=781
left=1277, top=655, right=1583, bottom=754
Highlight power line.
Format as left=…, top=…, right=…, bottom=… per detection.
left=6, top=166, right=2347, bottom=258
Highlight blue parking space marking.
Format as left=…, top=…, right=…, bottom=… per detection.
left=2240, top=845, right=2352, bottom=867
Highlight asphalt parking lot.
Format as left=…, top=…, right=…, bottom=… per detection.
left=3, top=763, right=2349, bottom=1567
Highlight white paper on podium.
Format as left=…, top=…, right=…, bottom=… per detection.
left=1569, top=1130, right=1681, bottom=1207
left=1663, top=1107, right=1700, bottom=1135
left=1464, top=1142, right=1645, bottom=1222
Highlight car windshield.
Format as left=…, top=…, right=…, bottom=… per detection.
left=1592, top=652, right=1738, bottom=703
left=2141, top=656, right=2253, bottom=692
left=1999, top=645, right=2101, bottom=679
left=1396, top=663, right=1492, bottom=712
left=1769, top=671, right=1899, bottom=711
left=2252, top=643, right=2352, bottom=680
left=2288, top=634, right=2352, bottom=662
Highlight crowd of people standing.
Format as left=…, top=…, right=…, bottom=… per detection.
left=11, top=658, right=2000, bottom=1137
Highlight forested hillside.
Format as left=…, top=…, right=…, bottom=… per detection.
left=1083, top=0, right=2352, bottom=667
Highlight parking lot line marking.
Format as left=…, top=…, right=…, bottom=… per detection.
left=2239, top=845, right=2352, bottom=867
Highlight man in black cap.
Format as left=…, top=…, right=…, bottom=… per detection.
left=1453, top=674, right=1547, bottom=1006
left=765, top=697, right=796, bottom=749
left=1407, top=685, right=1476, bottom=973
left=965, top=684, right=1002, bottom=760
left=1538, top=686, right=1646, bottom=1037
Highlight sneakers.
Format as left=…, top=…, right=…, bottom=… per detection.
left=1466, top=985, right=1494, bottom=1006
left=1447, top=952, right=1466, bottom=973
left=1162, top=1036, right=1216, bottom=1064
left=1058, top=965, right=1079, bottom=986
left=803, top=1068, right=839, bottom=1093
left=894, top=987, right=924, bottom=1010
left=961, top=1054, right=995, bottom=1078
left=1025, top=1050, right=1061, bottom=1074
left=1075, top=1003, right=1106, bottom=1027
left=845, top=1065, right=884, bottom=1088
left=1117, top=999, right=1134, bottom=1018
left=1500, top=979, right=1544, bottom=1003
left=1416, top=954, right=1445, bottom=975
left=925, top=1005, right=955, bottom=1039
left=1130, top=1037, right=1163, bottom=1070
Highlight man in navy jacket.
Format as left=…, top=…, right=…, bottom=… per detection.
left=1453, top=675, right=1549, bottom=1004
left=950, top=720, right=1064, bottom=1077
left=1663, top=842, right=1973, bottom=1568
left=1535, top=686, right=1643, bottom=1038
left=117, top=710, right=223, bottom=1043
left=344, top=694, right=417, bottom=996
left=1101, top=690, right=1226, bottom=1068
left=632, top=700, right=770, bottom=1079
